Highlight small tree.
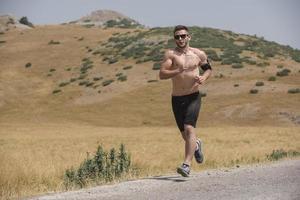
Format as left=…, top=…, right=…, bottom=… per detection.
left=19, top=16, right=34, bottom=28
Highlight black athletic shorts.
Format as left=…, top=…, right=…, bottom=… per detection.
left=172, top=91, right=201, bottom=132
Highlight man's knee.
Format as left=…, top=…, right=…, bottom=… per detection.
left=184, top=124, right=195, bottom=134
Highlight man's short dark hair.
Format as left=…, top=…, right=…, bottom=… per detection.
left=173, top=25, right=189, bottom=35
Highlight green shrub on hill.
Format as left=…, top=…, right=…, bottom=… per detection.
left=117, top=75, right=127, bottom=82
left=80, top=58, right=94, bottom=74
left=268, top=76, right=276, bottom=81
left=79, top=81, right=89, bottom=86
left=287, top=88, right=300, bottom=94
left=48, top=40, right=60, bottom=45
left=232, top=63, right=244, bottom=69
left=152, top=62, right=161, bottom=70
left=93, top=77, right=103, bottom=81
left=86, top=82, right=94, bottom=87
left=59, top=81, right=70, bottom=87
left=205, top=49, right=221, bottom=61
left=257, top=62, right=270, bottom=67
left=276, top=68, right=291, bottom=77
left=249, top=89, right=258, bottom=94
left=25, top=62, right=32, bottom=68
left=70, top=78, right=77, bottom=82
left=255, top=81, right=264, bottom=86
left=104, top=18, right=142, bottom=29
left=277, top=64, right=284, bottom=68
left=123, top=65, right=133, bottom=70
left=102, top=79, right=114, bottom=86
left=52, top=89, right=62, bottom=94
left=82, top=24, right=95, bottom=28
left=19, top=16, right=34, bottom=28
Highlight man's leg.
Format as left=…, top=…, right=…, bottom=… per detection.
left=182, top=124, right=197, bottom=166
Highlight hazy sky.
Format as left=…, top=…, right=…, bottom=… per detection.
left=0, top=0, right=299, bottom=49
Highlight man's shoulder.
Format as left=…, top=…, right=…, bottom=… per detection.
left=164, top=49, right=176, bottom=56
left=190, top=47, right=205, bottom=54
left=190, top=47, right=207, bottom=59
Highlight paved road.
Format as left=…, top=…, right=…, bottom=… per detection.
left=30, top=159, right=300, bottom=200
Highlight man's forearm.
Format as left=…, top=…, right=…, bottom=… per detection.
left=202, top=69, right=212, bottom=80
left=159, top=68, right=181, bottom=79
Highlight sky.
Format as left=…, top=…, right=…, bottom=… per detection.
left=0, top=0, right=299, bottom=49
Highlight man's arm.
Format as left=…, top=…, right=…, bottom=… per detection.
left=159, top=50, right=183, bottom=80
left=194, top=49, right=212, bottom=84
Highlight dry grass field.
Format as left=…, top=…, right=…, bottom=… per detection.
left=0, top=123, right=299, bottom=199
left=0, top=24, right=299, bottom=199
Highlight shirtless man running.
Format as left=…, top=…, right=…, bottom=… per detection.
left=159, top=25, right=212, bottom=177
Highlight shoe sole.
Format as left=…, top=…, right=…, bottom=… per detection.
left=177, top=167, right=189, bottom=177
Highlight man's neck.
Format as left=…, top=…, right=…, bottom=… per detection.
left=175, top=46, right=190, bottom=54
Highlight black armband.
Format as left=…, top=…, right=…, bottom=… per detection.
left=200, top=59, right=212, bottom=71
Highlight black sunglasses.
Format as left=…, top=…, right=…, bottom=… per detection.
left=174, top=34, right=188, bottom=40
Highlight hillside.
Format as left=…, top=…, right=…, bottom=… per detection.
left=0, top=14, right=33, bottom=32
left=70, top=9, right=143, bottom=28
left=1, top=17, right=300, bottom=200
left=0, top=24, right=299, bottom=127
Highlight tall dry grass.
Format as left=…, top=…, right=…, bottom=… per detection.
left=0, top=123, right=299, bottom=199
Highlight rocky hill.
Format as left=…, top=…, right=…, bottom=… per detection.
left=0, top=15, right=33, bottom=32
left=70, top=9, right=143, bottom=28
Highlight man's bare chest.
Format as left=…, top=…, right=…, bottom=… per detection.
left=172, top=53, right=200, bottom=70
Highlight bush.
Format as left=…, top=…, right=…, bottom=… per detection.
left=102, top=79, right=114, bottom=86
left=123, top=65, right=133, bottom=70
left=231, top=63, right=244, bottom=69
left=82, top=24, right=95, bottom=28
left=266, top=149, right=300, bottom=161
left=152, top=62, right=161, bottom=70
left=25, top=62, right=32, bottom=68
left=147, top=80, right=158, bottom=83
left=268, top=76, right=276, bottom=81
left=117, top=75, right=127, bottom=82
left=70, top=78, right=77, bottom=82
left=267, top=149, right=287, bottom=161
left=64, top=144, right=132, bottom=188
left=108, top=58, right=118, bottom=64
left=249, top=89, right=258, bottom=94
left=59, top=81, right=70, bottom=87
left=255, top=81, right=264, bottom=86
left=19, top=16, right=34, bottom=27
left=48, top=40, right=60, bottom=45
left=257, top=62, right=270, bottom=67
left=277, top=64, right=284, bottom=68
left=214, top=73, right=224, bottom=78
left=93, top=77, right=103, bottom=81
left=79, top=81, right=89, bottom=86
left=52, top=89, right=62, bottom=94
left=78, top=74, right=87, bottom=80
left=287, top=88, right=300, bottom=94
left=86, top=82, right=94, bottom=87
left=205, top=49, right=221, bottom=61
left=276, top=68, right=291, bottom=77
